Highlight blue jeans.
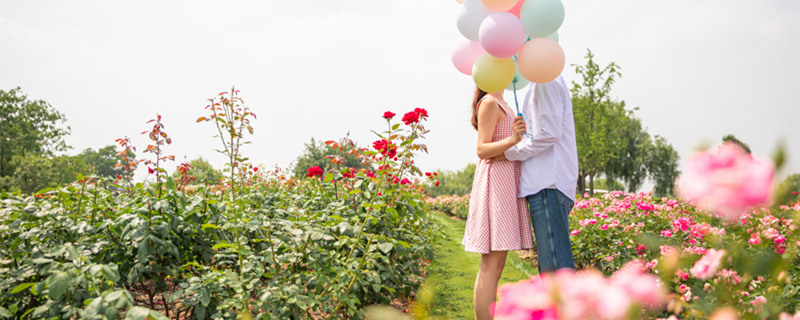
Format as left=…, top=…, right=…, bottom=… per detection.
left=526, top=189, right=575, bottom=273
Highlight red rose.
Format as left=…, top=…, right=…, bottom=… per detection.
left=383, top=111, right=395, bottom=119
left=253, top=167, right=258, bottom=172
left=148, top=167, right=155, bottom=174
left=367, top=170, right=376, bottom=178
left=400, top=178, right=410, bottom=185
left=373, top=139, right=388, bottom=152
left=307, top=166, right=323, bottom=177
left=373, top=139, right=397, bottom=158
left=402, top=111, right=420, bottom=125
left=414, top=107, right=428, bottom=118
left=435, top=181, right=440, bottom=186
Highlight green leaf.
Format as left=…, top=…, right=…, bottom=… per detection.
left=324, top=173, right=334, bottom=183
left=201, top=223, right=221, bottom=231
left=32, top=258, right=53, bottom=264
left=102, top=265, right=120, bottom=282
left=200, top=288, right=211, bottom=306
left=378, top=242, right=393, bottom=254
left=124, top=307, right=150, bottom=320
left=212, top=242, right=233, bottom=250
left=48, top=271, right=70, bottom=300
left=10, top=282, right=35, bottom=294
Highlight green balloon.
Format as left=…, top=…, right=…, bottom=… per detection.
left=520, top=0, right=565, bottom=38
left=506, top=64, right=530, bottom=91
left=546, top=31, right=559, bottom=43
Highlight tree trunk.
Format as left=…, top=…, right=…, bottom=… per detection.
left=577, top=172, right=586, bottom=196
left=589, top=173, right=595, bottom=196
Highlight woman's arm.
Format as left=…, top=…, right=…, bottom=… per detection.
left=476, top=99, right=525, bottom=160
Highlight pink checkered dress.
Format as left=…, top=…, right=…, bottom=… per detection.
left=462, top=97, right=534, bottom=254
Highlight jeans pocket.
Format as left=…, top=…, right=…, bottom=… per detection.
left=558, top=192, right=574, bottom=212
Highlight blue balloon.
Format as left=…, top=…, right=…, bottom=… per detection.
left=520, top=0, right=564, bottom=38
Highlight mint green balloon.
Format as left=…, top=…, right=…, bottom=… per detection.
left=520, top=0, right=564, bottom=38
left=506, top=64, right=529, bottom=91
left=546, top=31, right=559, bottom=43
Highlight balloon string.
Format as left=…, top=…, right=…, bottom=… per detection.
left=512, top=56, right=521, bottom=116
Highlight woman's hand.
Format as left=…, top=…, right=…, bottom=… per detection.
left=511, top=116, right=526, bottom=143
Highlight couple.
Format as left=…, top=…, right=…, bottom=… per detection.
left=462, top=75, right=578, bottom=320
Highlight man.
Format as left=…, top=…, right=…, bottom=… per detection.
left=494, top=75, right=578, bottom=273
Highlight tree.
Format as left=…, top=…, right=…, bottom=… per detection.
left=646, top=136, right=680, bottom=197
left=427, top=163, right=476, bottom=197
left=775, top=173, right=800, bottom=205
left=292, top=137, right=364, bottom=178
left=722, top=134, right=751, bottom=154
left=571, top=50, right=622, bottom=195
left=601, top=105, right=650, bottom=192
left=0, top=87, right=70, bottom=179
left=0, top=154, right=88, bottom=194
left=76, top=145, right=122, bottom=178
left=173, top=157, right=223, bottom=185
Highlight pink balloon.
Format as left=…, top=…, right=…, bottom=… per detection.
left=517, top=37, right=565, bottom=83
left=478, top=12, right=526, bottom=59
left=451, top=37, right=486, bottom=75
left=508, top=0, right=525, bottom=18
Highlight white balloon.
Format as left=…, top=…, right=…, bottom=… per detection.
left=456, top=0, right=492, bottom=41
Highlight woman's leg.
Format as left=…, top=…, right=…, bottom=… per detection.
left=474, top=250, right=508, bottom=320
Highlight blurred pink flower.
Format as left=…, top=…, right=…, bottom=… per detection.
left=675, top=269, right=690, bottom=281
left=763, top=228, right=780, bottom=239
left=661, top=229, right=673, bottom=237
left=570, top=229, right=581, bottom=236
left=710, top=307, right=739, bottom=320
left=690, top=249, right=726, bottom=280
left=677, top=142, right=774, bottom=220
left=494, top=264, right=667, bottom=320
left=748, top=233, right=762, bottom=245
left=660, top=245, right=676, bottom=256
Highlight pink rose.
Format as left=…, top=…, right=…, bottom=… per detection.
left=749, top=233, right=762, bottom=245
left=690, top=249, right=726, bottom=280
left=677, top=142, right=774, bottom=220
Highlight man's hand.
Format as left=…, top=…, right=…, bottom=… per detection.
left=487, top=153, right=507, bottom=163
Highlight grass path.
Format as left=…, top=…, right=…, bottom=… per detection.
left=420, top=212, right=537, bottom=319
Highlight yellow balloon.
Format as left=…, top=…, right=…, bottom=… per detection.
left=481, top=0, right=518, bottom=11
left=472, top=54, right=516, bottom=93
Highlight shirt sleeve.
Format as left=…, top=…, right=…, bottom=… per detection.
left=504, top=80, right=564, bottom=161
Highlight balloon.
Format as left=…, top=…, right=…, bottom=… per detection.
left=451, top=37, right=486, bottom=75
left=481, top=0, right=518, bottom=12
left=508, top=0, right=525, bottom=17
left=545, top=31, right=559, bottom=43
left=520, top=0, right=564, bottom=38
left=472, top=54, right=516, bottom=93
left=478, top=12, right=526, bottom=58
left=506, top=62, right=530, bottom=91
left=517, top=38, right=564, bottom=83
left=456, top=0, right=492, bottom=41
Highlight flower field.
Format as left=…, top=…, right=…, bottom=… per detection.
left=432, top=189, right=800, bottom=318
left=0, top=91, right=441, bottom=319
left=427, top=194, right=470, bottom=219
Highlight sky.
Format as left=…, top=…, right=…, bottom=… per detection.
left=1, top=0, right=799, bottom=187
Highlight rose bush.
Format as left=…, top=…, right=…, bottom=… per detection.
left=0, top=90, right=441, bottom=319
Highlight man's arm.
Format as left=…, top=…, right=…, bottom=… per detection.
left=504, top=80, right=564, bottom=161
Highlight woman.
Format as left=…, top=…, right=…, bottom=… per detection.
left=462, top=87, right=533, bottom=320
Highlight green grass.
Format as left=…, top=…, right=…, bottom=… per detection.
left=420, top=212, right=536, bottom=319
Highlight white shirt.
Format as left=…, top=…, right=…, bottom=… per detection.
left=504, top=75, right=579, bottom=201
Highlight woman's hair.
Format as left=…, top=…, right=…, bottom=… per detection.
left=471, top=87, right=487, bottom=130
